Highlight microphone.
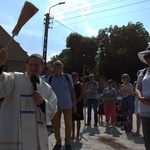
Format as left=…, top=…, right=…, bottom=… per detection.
left=30, top=75, right=39, bottom=91
left=30, top=75, right=45, bottom=113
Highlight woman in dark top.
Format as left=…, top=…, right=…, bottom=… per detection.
left=71, top=72, right=84, bottom=139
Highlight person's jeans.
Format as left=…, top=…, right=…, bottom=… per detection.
left=86, top=99, right=98, bottom=124
left=52, top=109, right=72, bottom=145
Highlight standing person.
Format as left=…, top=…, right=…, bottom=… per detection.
left=136, top=47, right=150, bottom=150
left=41, top=66, right=54, bottom=131
left=85, top=73, right=99, bottom=126
left=103, top=79, right=117, bottom=128
left=0, top=49, right=58, bottom=150
left=132, top=70, right=142, bottom=136
left=97, top=94, right=105, bottom=125
left=41, top=66, right=51, bottom=83
left=120, top=73, right=134, bottom=132
left=71, top=72, right=84, bottom=140
left=49, top=60, right=76, bottom=150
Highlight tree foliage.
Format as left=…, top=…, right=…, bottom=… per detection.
left=97, top=22, right=150, bottom=83
left=47, top=22, right=150, bottom=84
left=49, top=33, right=99, bottom=77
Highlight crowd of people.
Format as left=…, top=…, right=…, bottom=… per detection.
left=0, top=47, right=150, bottom=150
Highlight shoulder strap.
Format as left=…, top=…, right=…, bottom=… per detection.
left=87, top=81, right=96, bottom=86
left=87, top=82, right=89, bottom=86
left=143, top=68, right=148, bottom=76
left=49, top=74, right=70, bottom=85
left=64, top=73, right=70, bottom=85
left=103, top=88, right=107, bottom=93
left=49, top=75, right=52, bottom=84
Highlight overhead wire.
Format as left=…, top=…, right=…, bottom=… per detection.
left=63, top=7, right=150, bottom=26
left=50, top=0, right=126, bottom=32
left=54, top=19, right=76, bottom=33
left=53, top=0, right=123, bottom=17
left=61, top=0, right=150, bottom=21
left=52, top=7, right=150, bottom=31
left=49, top=0, right=150, bottom=36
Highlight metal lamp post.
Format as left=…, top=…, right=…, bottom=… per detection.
left=43, top=2, right=65, bottom=67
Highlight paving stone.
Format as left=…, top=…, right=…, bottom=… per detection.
left=48, top=111, right=145, bottom=150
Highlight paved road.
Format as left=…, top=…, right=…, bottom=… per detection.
left=48, top=112, right=145, bottom=150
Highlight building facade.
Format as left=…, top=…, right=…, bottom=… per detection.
left=0, top=25, right=28, bottom=72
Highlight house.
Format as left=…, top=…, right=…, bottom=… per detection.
left=0, top=25, right=28, bottom=72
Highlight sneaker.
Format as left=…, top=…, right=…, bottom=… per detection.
left=103, top=123, right=109, bottom=127
left=65, top=144, right=72, bottom=150
left=53, top=144, right=62, bottom=150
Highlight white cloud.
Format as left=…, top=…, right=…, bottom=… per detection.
left=84, top=22, right=98, bottom=36
left=47, top=52, right=57, bottom=61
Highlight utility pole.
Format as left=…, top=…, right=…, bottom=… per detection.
left=43, top=13, right=49, bottom=67
left=42, top=2, right=65, bottom=67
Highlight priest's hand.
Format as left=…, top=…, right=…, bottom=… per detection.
left=33, top=91, right=44, bottom=104
left=0, top=49, right=8, bottom=66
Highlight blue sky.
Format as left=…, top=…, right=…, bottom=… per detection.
left=0, top=0, right=150, bottom=62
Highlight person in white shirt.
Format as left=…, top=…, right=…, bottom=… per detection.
left=136, top=47, right=150, bottom=150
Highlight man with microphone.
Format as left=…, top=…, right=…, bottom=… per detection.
left=0, top=49, right=58, bottom=150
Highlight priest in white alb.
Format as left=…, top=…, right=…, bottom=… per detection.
left=0, top=49, right=58, bottom=150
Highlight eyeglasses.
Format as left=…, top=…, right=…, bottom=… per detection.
left=55, top=63, right=62, bottom=66
left=144, top=54, right=150, bottom=59
left=122, top=76, right=128, bottom=79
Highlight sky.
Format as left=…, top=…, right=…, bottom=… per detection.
left=0, top=0, right=150, bottom=62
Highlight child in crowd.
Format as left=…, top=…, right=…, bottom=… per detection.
left=116, top=99, right=123, bottom=126
left=98, top=94, right=105, bottom=125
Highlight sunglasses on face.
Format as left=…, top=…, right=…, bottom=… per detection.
left=122, top=76, right=128, bottom=79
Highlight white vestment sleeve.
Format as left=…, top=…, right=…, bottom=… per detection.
left=0, top=72, right=14, bottom=98
left=45, top=88, right=58, bottom=123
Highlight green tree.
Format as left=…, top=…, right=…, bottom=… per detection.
left=97, top=22, right=150, bottom=83
left=66, top=33, right=99, bottom=77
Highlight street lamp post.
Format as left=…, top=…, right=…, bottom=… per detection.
left=43, top=2, right=65, bottom=67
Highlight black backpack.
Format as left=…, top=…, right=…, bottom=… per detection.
left=86, top=81, right=96, bottom=87
left=49, top=73, right=70, bottom=85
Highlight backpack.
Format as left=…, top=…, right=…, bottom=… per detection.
left=142, top=68, right=148, bottom=77
left=86, top=81, right=96, bottom=87
left=49, top=73, right=70, bottom=85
